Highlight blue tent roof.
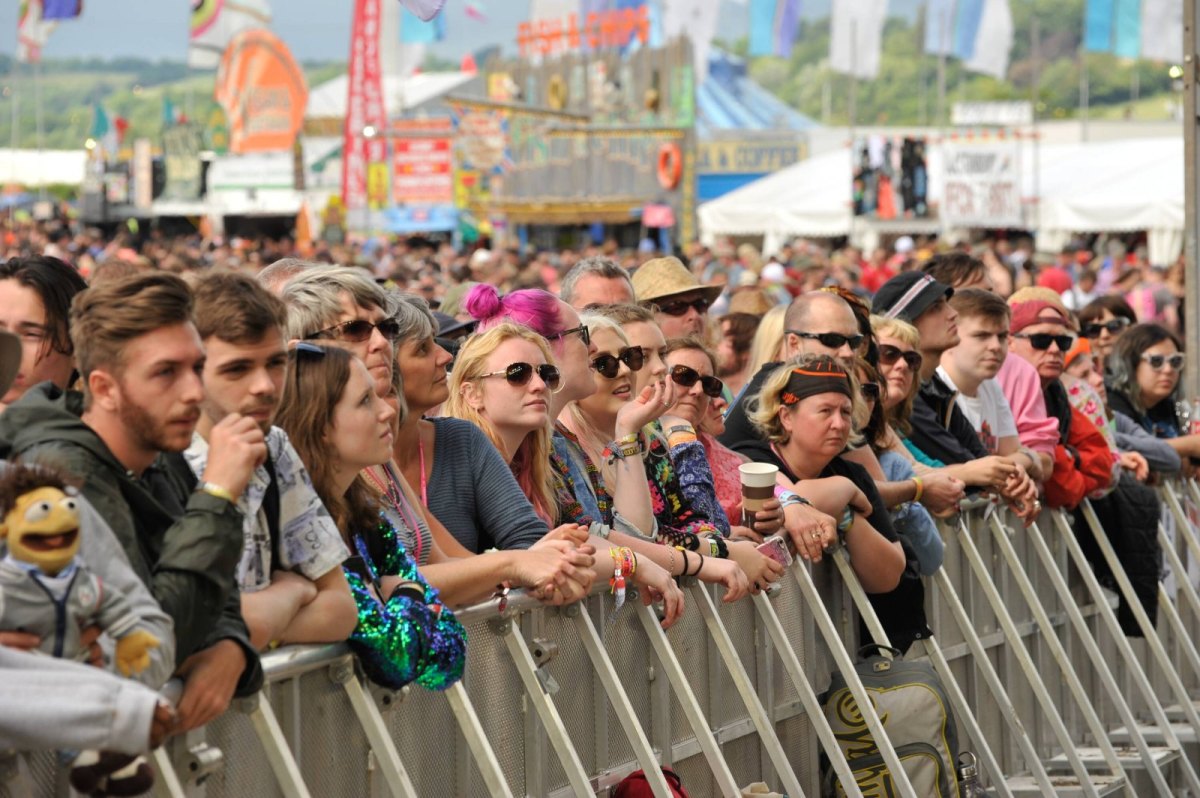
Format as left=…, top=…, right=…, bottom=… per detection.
left=697, top=50, right=819, bottom=138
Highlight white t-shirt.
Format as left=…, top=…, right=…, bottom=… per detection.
left=936, top=367, right=1017, bottom=455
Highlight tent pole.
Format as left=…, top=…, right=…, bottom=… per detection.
left=1186, top=0, right=1200, bottom=391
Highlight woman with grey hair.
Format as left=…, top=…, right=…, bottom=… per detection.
left=1107, top=323, right=1200, bottom=463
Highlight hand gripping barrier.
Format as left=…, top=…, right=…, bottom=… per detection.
left=9, top=482, right=1200, bottom=797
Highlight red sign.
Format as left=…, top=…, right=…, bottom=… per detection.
left=517, top=7, right=650, bottom=57
left=343, top=0, right=387, bottom=211
left=393, top=136, right=453, bottom=204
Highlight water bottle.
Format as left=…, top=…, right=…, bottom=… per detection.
left=1190, top=398, right=1200, bottom=436
left=957, top=751, right=986, bottom=798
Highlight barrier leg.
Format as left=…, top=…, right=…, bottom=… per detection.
left=1156, top=525, right=1200, bottom=681
left=150, top=748, right=186, bottom=798
left=750, top=592, right=865, bottom=798
left=1020, top=518, right=1176, bottom=798
left=930, top=566, right=1060, bottom=795
left=633, top=600, right=741, bottom=796
left=243, top=694, right=314, bottom=798
left=1078, top=500, right=1200, bottom=737
left=568, top=603, right=673, bottom=798
left=687, top=583, right=806, bottom=798
left=1049, top=509, right=1200, bottom=796
left=443, top=682, right=516, bottom=798
left=983, top=514, right=1128, bottom=782
left=329, top=659, right=419, bottom=798
left=499, top=619, right=593, bottom=798
left=825, top=549, right=1012, bottom=797
left=789, top=562, right=920, bottom=798
left=1163, top=481, right=1200, bottom=569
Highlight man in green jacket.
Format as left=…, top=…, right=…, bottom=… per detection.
left=0, top=272, right=265, bottom=731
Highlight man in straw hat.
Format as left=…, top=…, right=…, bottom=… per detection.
left=632, top=256, right=723, bottom=339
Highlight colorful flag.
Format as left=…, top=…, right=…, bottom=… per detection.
left=952, top=0, right=984, bottom=60
left=17, top=0, right=57, bottom=64
left=188, top=0, right=272, bottom=70
left=1085, top=0, right=1180, bottom=60
left=398, top=0, right=445, bottom=21
left=42, top=0, right=81, bottom=19
left=749, top=0, right=802, bottom=58
left=964, top=0, right=1013, bottom=79
left=662, top=0, right=721, bottom=81
left=400, top=6, right=446, bottom=42
left=1084, top=0, right=1116, bottom=52
left=1113, top=0, right=1141, bottom=58
left=1141, top=0, right=1182, bottom=62
left=923, top=0, right=957, bottom=55
left=465, top=1, right=487, bottom=21
left=91, top=102, right=119, bottom=155
left=163, top=96, right=178, bottom=128
left=829, top=0, right=888, bottom=79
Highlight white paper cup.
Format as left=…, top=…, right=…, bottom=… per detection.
left=739, top=462, right=779, bottom=525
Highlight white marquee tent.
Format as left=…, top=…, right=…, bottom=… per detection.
left=698, top=137, right=1184, bottom=264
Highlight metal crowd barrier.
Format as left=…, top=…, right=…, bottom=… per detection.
left=8, top=480, right=1200, bottom=797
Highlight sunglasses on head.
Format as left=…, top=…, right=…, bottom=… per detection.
left=669, top=364, right=723, bottom=398
left=306, top=317, right=401, bottom=343
left=878, top=344, right=922, bottom=371
left=1141, top=352, right=1185, bottom=371
left=787, top=329, right=865, bottom=350
left=860, top=382, right=881, bottom=402
left=550, top=324, right=591, bottom=348
left=656, top=297, right=710, bottom=317
left=1081, top=318, right=1131, bottom=338
left=481, top=362, right=562, bottom=392
left=591, top=346, right=645, bottom=378
left=1014, top=332, right=1075, bottom=352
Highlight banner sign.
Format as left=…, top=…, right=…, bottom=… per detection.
left=162, top=123, right=204, bottom=201
left=697, top=140, right=803, bottom=175
left=214, top=28, right=308, bottom=154
left=941, top=141, right=1022, bottom=227
left=343, top=0, right=387, bottom=211
left=392, top=118, right=454, bottom=205
left=517, top=6, right=650, bottom=57
left=950, top=101, right=1032, bottom=127
left=454, top=111, right=510, bottom=174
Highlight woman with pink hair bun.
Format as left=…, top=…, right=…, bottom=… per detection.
left=464, top=284, right=565, bottom=338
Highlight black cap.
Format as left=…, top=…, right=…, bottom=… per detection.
left=871, top=272, right=953, bottom=323
left=433, top=312, right=477, bottom=339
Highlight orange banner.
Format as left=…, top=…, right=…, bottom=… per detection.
left=214, top=28, right=308, bottom=154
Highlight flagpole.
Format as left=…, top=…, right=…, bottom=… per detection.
left=1031, top=9, right=1041, bottom=232
left=936, top=8, right=947, bottom=126
left=34, top=57, right=45, bottom=201
left=1079, top=46, right=1089, bottom=141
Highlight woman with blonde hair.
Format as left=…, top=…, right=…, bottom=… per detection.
left=745, top=305, right=788, bottom=387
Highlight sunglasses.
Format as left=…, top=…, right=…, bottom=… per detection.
left=860, top=382, right=881, bottom=402
left=306, top=317, right=401, bottom=343
left=549, top=324, right=591, bottom=348
left=1081, top=318, right=1131, bottom=338
left=656, top=297, right=710, bottom=317
left=786, top=329, right=865, bottom=350
left=481, top=362, right=562, bottom=392
left=1013, top=332, right=1075, bottom=352
left=591, top=346, right=645, bottom=378
left=878, top=344, right=922, bottom=371
left=1141, top=352, right=1185, bottom=371
left=669, top=364, right=723, bottom=398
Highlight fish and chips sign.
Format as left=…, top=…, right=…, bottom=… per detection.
left=517, top=6, right=650, bottom=57
left=941, top=141, right=1022, bottom=228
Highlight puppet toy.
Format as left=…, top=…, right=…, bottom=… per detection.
left=0, top=464, right=164, bottom=796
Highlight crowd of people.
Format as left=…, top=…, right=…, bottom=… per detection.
left=0, top=217, right=1194, bottom=793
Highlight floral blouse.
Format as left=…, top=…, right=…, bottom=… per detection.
left=344, top=515, right=466, bottom=691
left=644, top=422, right=729, bottom=555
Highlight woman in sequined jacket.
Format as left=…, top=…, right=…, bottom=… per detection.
left=275, top=343, right=465, bottom=691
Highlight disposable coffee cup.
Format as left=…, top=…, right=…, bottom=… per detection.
left=739, top=462, right=779, bottom=527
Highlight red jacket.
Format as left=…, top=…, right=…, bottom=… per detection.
left=1043, top=407, right=1117, bottom=510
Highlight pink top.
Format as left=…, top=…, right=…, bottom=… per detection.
left=700, top=432, right=746, bottom=523
left=994, top=355, right=1059, bottom=456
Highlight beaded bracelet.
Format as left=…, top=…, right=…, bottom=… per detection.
left=609, top=546, right=637, bottom=616
left=602, top=432, right=643, bottom=465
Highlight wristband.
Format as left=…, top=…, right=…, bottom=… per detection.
left=198, top=481, right=236, bottom=505
left=388, top=580, right=425, bottom=603
left=837, top=507, right=855, bottom=534
left=778, top=490, right=811, bottom=509
left=609, top=547, right=636, bottom=618
left=912, top=476, right=924, bottom=503
left=667, top=430, right=698, bottom=446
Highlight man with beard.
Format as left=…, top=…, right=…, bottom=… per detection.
left=0, top=272, right=264, bottom=731
left=180, top=273, right=356, bottom=652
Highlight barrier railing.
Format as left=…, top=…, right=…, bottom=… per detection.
left=8, top=481, right=1200, bottom=797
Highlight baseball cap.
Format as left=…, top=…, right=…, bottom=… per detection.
left=871, top=272, right=953, bottom=323
left=0, top=330, right=19, bottom=398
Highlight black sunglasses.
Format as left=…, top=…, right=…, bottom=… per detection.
left=481, top=362, right=562, bottom=392
left=550, top=324, right=591, bottom=348
left=669, top=364, right=723, bottom=398
left=1141, top=352, right=1185, bottom=371
left=1081, top=318, right=1131, bottom=339
left=306, top=317, right=401, bottom=343
left=878, top=344, right=922, bottom=371
left=786, top=329, right=865, bottom=350
left=860, top=382, right=881, bottom=402
left=1014, top=332, right=1075, bottom=352
left=657, top=297, right=710, bottom=317
left=592, top=346, right=645, bottom=379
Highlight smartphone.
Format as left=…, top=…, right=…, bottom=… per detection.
left=757, top=534, right=793, bottom=569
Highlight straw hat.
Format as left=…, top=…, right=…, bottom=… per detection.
left=631, top=256, right=723, bottom=305
left=727, top=288, right=776, bottom=317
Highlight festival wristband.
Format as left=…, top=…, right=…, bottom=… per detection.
left=912, top=476, right=924, bottom=502
left=197, top=481, right=236, bottom=505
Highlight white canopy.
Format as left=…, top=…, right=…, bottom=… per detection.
left=305, top=71, right=474, bottom=120
left=699, top=137, right=1184, bottom=263
left=0, top=149, right=87, bottom=187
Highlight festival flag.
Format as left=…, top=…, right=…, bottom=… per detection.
left=829, top=0, right=888, bottom=79
left=662, top=0, right=720, bottom=81
left=465, top=2, right=488, bottom=21
left=17, top=0, right=57, bottom=63
left=91, top=102, right=119, bottom=155
left=188, top=0, right=272, bottom=70
left=343, top=0, right=388, bottom=211
left=398, top=0, right=445, bottom=21
left=41, top=0, right=82, bottom=19
left=923, top=0, right=956, bottom=55
left=400, top=6, right=446, bottom=42
left=749, top=0, right=802, bottom=58
left=923, top=0, right=1013, bottom=78
left=963, top=0, right=1013, bottom=78
left=1085, top=0, right=1180, bottom=61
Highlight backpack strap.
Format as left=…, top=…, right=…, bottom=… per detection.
left=262, top=448, right=283, bottom=571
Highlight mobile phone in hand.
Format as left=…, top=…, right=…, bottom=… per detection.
left=756, top=534, right=793, bottom=568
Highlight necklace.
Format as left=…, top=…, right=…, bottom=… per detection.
left=363, top=463, right=424, bottom=565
